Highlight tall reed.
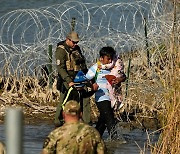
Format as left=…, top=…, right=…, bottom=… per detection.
left=152, top=0, right=180, bottom=153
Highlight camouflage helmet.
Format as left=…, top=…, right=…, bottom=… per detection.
left=63, top=100, right=80, bottom=115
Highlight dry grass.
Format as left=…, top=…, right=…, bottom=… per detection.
left=150, top=1, right=180, bottom=153
left=151, top=47, right=180, bottom=153
left=0, top=70, right=59, bottom=120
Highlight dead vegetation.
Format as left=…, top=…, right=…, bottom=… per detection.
left=0, top=71, right=59, bottom=123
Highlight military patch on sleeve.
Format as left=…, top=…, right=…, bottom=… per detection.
left=56, top=59, right=60, bottom=65
left=43, top=137, right=50, bottom=148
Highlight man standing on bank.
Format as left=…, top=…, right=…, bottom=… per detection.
left=42, top=100, right=105, bottom=154
left=54, top=31, right=90, bottom=127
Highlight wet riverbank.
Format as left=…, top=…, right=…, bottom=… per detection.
left=0, top=120, right=159, bottom=154
left=0, top=105, right=160, bottom=153
left=0, top=97, right=161, bottom=153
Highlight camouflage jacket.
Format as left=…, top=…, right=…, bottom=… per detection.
left=42, top=122, right=106, bottom=154
left=55, top=41, right=87, bottom=90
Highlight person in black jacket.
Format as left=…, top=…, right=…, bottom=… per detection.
left=56, top=71, right=96, bottom=126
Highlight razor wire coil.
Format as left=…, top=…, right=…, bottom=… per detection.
left=0, top=0, right=178, bottom=77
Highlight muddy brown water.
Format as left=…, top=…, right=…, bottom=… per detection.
left=0, top=121, right=159, bottom=154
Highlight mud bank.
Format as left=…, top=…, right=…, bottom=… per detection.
left=0, top=102, right=160, bottom=131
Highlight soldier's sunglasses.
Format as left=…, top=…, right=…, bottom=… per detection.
left=69, top=39, right=79, bottom=44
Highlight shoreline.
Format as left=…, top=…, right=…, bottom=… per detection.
left=0, top=104, right=160, bottom=132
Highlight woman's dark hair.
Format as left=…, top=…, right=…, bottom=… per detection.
left=99, top=46, right=116, bottom=59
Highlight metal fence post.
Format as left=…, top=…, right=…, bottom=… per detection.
left=144, top=17, right=150, bottom=67
left=5, top=108, right=23, bottom=154
left=48, top=44, right=53, bottom=88
left=71, top=17, right=76, bottom=31
left=125, top=58, right=131, bottom=98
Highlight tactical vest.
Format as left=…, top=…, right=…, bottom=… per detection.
left=57, top=45, right=86, bottom=72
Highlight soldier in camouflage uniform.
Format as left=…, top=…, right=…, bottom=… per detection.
left=54, top=31, right=90, bottom=127
left=42, top=100, right=106, bottom=154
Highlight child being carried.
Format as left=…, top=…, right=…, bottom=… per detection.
left=99, top=54, right=126, bottom=111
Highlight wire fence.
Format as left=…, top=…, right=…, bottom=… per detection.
left=0, top=0, right=178, bottom=77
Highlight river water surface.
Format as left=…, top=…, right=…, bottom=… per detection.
left=0, top=122, right=159, bottom=154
